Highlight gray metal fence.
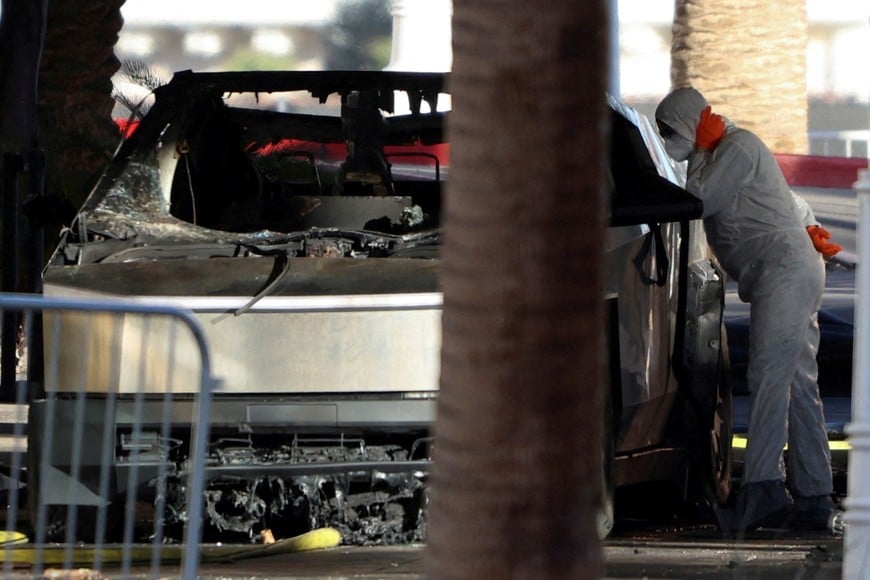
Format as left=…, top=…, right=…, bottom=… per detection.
left=0, top=293, right=215, bottom=579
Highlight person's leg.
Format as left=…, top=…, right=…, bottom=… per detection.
left=743, top=254, right=824, bottom=485
left=716, top=290, right=795, bottom=535
left=721, top=259, right=823, bottom=534
left=786, top=312, right=833, bottom=497
left=786, top=310, right=834, bottom=529
left=742, top=297, right=801, bottom=485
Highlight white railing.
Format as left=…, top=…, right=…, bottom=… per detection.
left=844, top=169, right=870, bottom=579
left=808, top=130, right=870, bottom=158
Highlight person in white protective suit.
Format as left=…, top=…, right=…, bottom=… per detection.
left=654, top=87, right=842, bottom=535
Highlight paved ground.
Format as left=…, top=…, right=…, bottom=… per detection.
left=96, top=531, right=842, bottom=579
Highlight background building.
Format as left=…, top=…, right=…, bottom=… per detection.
left=114, top=0, right=868, bottom=155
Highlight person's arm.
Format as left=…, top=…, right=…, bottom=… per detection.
left=796, top=191, right=843, bottom=256
left=792, top=190, right=820, bottom=227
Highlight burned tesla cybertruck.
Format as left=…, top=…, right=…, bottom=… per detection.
left=34, top=70, right=731, bottom=542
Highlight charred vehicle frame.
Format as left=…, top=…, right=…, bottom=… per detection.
left=32, top=70, right=731, bottom=542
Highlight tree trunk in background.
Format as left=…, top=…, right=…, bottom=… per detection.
left=38, top=0, right=125, bottom=211
left=0, top=0, right=48, bottom=298
left=425, top=1, right=608, bottom=578
left=0, top=0, right=49, bottom=153
left=0, top=0, right=49, bottom=216
left=670, top=0, right=809, bottom=154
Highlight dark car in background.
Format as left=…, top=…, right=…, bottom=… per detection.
left=35, top=70, right=731, bottom=542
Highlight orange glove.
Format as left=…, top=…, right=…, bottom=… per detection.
left=695, top=106, right=726, bottom=151
left=807, top=225, right=842, bottom=257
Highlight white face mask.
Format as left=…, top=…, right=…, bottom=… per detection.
left=664, top=134, right=695, bottom=162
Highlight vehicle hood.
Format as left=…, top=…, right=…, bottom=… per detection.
left=43, top=256, right=440, bottom=299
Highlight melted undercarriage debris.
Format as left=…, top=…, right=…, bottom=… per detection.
left=159, top=438, right=429, bottom=545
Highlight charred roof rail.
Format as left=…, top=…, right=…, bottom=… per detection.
left=160, top=69, right=448, bottom=115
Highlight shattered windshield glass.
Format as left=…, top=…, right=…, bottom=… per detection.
left=84, top=157, right=295, bottom=245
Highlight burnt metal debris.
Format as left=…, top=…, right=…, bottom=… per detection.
left=157, top=438, right=429, bottom=545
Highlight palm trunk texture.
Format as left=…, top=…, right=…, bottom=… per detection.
left=671, top=0, right=809, bottom=154
left=425, top=1, right=609, bottom=578
left=38, top=0, right=125, bottom=209
left=0, top=0, right=48, bottom=153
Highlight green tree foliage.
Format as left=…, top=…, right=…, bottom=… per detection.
left=222, top=48, right=298, bottom=72
left=325, top=0, right=392, bottom=70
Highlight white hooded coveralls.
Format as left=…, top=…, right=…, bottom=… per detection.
left=655, top=88, right=832, bottom=498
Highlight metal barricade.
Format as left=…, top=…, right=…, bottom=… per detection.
left=0, top=293, right=215, bottom=579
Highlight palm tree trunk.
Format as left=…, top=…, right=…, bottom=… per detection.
left=425, top=1, right=609, bottom=578
left=0, top=0, right=49, bottom=153
left=38, top=0, right=125, bottom=209
left=671, top=0, right=809, bottom=154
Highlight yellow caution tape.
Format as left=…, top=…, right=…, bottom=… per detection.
left=732, top=435, right=851, bottom=451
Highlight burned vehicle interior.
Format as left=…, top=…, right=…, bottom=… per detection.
left=61, top=71, right=448, bottom=270
left=167, top=82, right=443, bottom=237
left=40, top=71, right=730, bottom=543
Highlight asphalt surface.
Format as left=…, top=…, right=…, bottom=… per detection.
left=95, top=530, right=843, bottom=579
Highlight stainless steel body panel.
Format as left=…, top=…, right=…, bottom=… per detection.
left=604, top=223, right=681, bottom=451
left=200, top=300, right=441, bottom=395
left=43, top=280, right=441, bottom=395
left=33, top=397, right=436, bottom=433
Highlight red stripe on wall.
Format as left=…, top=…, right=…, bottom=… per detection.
left=775, top=154, right=868, bottom=189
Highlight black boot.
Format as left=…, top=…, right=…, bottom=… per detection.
left=715, top=480, right=793, bottom=537
left=789, top=494, right=835, bottom=530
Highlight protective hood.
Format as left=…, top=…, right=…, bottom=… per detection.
left=655, top=87, right=708, bottom=142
